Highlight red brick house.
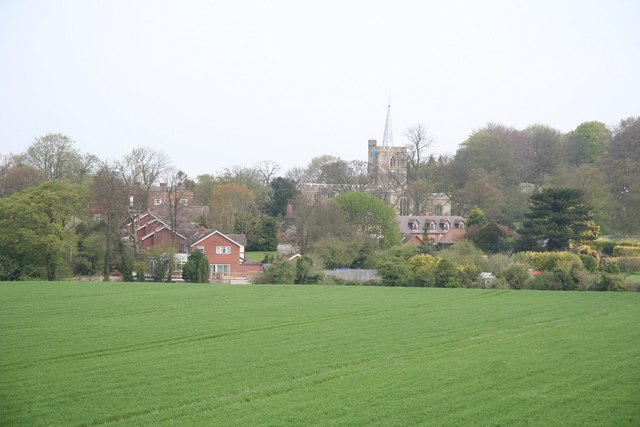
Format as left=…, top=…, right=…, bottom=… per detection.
left=136, top=213, right=190, bottom=253
left=188, top=230, right=251, bottom=278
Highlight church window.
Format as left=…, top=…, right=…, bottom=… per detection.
left=390, top=156, right=396, bottom=168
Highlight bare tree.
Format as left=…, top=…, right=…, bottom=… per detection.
left=164, top=168, right=189, bottom=281
left=255, top=160, right=280, bottom=185
left=117, top=147, right=171, bottom=255
left=285, top=166, right=305, bottom=184
left=405, top=124, right=433, bottom=179
left=92, top=161, right=128, bottom=281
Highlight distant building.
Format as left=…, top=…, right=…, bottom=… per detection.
left=300, top=104, right=450, bottom=216
left=398, top=215, right=466, bottom=245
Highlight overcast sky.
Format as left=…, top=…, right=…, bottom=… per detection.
left=1, top=0, right=639, bottom=177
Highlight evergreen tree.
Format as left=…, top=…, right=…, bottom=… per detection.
left=517, top=188, right=599, bottom=251
left=182, top=251, right=210, bottom=283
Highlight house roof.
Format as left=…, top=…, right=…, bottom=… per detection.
left=437, top=228, right=466, bottom=244
left=398, top=215, right=465, bottom=235
left=151, top=203, right=210, bottom=224
left=189, top=229, right=247, bottom=248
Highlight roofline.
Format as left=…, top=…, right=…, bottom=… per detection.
left=190, top=230, right=243, bottom=248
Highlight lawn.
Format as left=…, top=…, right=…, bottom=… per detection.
left=244, top=251, right=278, bottom=262
left=1, top=282, right=639, bottom=426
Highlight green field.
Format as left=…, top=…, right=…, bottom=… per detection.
left=1, top=283, right=639, bottom=426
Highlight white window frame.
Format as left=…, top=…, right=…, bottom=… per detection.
left=196, top=246, right=205, bottom=253
left=216, top=246, right=231, bottom=254
left=154, top=198, right=162, bottom=205
left=211, top=264, right=231, bottom=276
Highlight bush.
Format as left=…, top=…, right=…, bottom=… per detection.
left=601, top=261, right=620, bottom=274
left=592, top=274, right=626, bottom=292
left=612, top=246, right=640, bottom=257
left=377, top=259, right=413, bottom=287
left=515, top=251, right=581, bottom=271
left=611, top=257, right=640, bottom=273
left=578, top=254, right=598, bottom=272
left=0, top=254, right=19, bottom=281
left=182, top=251, right=210, bottom=283
left=500, top=263, right=530, bottom=290
left=253, top=260, right=296, bottom=284
left=72, top=256, right=95, bottom=276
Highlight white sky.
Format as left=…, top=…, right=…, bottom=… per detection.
left=1, top=0, right=639, bottom=177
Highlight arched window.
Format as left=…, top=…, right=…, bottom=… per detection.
left=390, top=156, right=396, bottom=168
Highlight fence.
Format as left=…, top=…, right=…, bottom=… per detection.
left=323, top=269, right=381, bottom=282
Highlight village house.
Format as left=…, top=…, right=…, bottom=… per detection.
left=398, top=215, right=466, bottom=246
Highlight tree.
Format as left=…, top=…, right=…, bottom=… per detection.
left=182, top=250, right=210, bottom=283
left=599, top=117, right=640, bottom=234
left=0, top=180, right=87, bottom=280
left=247, top=216, right=279, bottom=251
left=456, top=169, right=505, bottom=218
left=23, top=133, right=83, bottom=181
left=405, top=124, right=433, bottom=179
left=91, top=161, right=128, bottom=281
left=563, top=121, right=610, bottom=166
left=302, top=155, right=341, bottom=182
left=552, top=164, right=615, bottom=234
left=164, top=169, right=189, bottom=281
left=0, top=165, right=46, bottom=197
left=265, top=177, right=298, bottom=217
left=255, top=160, right=280, bottom=185
left=209, top=183, right=259, bottom=234
left=466, top=208, right=487, bottom=227
left=468, top=221, right=509, bottom=254
left=453, top=124, right=519, bottom=187
left=517, top=187, right=599, bottom=251
left=522, top=124, right=562, bottom=185
left=335, top=192, right=401, bottom=247
left=193, top=174, right=216, bottom=206
left=295, top=256, right=319, bottom=284
left=117, top=147, right=171, bottom=257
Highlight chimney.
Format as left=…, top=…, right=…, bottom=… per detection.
left=198, top=226, right=205, bottom=236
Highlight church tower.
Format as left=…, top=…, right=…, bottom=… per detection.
left=367, top=104, right=408, bottom=213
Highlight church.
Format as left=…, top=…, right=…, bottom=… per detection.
left=300, top=105, right=451, bottom=216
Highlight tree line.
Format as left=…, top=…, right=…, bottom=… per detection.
left=0, top=115, right=639, bottom=282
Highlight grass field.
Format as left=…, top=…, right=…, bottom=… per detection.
left=1, top=282, right=639, bottom=426
left=244, top=251, right=278, bottom=262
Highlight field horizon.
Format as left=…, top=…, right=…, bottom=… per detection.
left=1, top=282, right=639, bottom=426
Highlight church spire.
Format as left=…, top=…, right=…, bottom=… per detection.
left=382, top=103, right=394, bottom=147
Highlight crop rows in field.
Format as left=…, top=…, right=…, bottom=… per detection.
left=1, top=282, right=639, bottom=426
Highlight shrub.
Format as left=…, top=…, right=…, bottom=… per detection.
left=182, top=251, right=210, bottom=283
left=579, top=254, right=598, bottom=272
left=592, top=274, right=626, bottom=292
left=500, top=262, right=530, bottom=290
left=611, top=257, right=640, bottom=273
left=253, top=260, right=296, bottom=284
left=601, top=261, right=620, bottom=274
left=523, top=271, right=563, bottom=291
left=612, top=246, right=640, bottom=257
left=435, top=259, right=458, bottom=288
left=0, top=254, right=20, bottom=281
left=515, top=251, right=581, bottom=271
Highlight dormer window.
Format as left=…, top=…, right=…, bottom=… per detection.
left=429, top=221, right=436, bottom=230
left=410, top=220, right=420, bottom=231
